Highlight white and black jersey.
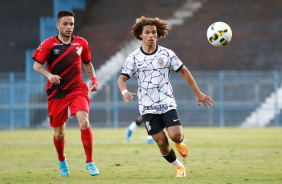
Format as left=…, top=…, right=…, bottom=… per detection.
left=121, top=45, right=183, bottom=115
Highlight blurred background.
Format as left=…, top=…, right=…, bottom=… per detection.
left=0, top=0, right=282, bottom=130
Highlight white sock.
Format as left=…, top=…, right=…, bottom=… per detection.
left=171, top=158, right=183, bottom=169
left=147, top=135, right=153, bottom=140
left=128, top=121, right=137, bottom=131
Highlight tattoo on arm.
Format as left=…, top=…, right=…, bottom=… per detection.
left=85, top=62, right=95, bottom=78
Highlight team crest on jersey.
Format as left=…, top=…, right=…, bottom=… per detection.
left=53, top=49, right=60, bottom=54
left=156, top=57, right=165, bottom=66
left=76, top=46, right=82, bottom=56
left=145, top=121, right=151, bottom=131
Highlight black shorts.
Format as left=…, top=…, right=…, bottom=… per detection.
left=142, top=109, right=182, bottom=135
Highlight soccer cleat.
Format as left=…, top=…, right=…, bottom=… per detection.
left=125, top=126, right=133, bottom=142
left=58, top=156, right=69, bottom=177
left=176, top=166, right=186, bottom=177
left=174, top=142, right=188, bottom=159
left=86, top=162, right=99, bottom=176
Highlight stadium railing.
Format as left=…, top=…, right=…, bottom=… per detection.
left=0, top=71, right=281, bottom=130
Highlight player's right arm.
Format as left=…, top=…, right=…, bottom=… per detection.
left=118, top=54, right=137, bottom=103
left=33, top=38, right=61, bottom=85
left=33, top=62, right=61, bottom=85
left=117, top=74, right=136, bottom=103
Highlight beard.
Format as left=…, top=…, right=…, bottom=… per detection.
left=61, top=33, right=71, bottom=38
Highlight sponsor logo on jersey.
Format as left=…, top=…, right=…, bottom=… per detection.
left=76, top=46, right=82, bottom=56
left=53, top=49, right=60, bottom=54
left=53, top=43, right=63, bottom=45
left=144, top=104, right=168, bottom=111
left=145, top=121, right=151, bottom=131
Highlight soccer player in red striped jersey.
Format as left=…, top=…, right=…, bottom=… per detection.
left=33, top=10, right=99, bottom=177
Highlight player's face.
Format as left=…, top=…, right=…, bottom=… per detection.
left=140, top=25, right=157, bottom=47
left=57, top=16, right=74, bottom=38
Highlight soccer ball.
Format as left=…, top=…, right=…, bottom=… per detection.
left=207, top=22, right=232, bottom=47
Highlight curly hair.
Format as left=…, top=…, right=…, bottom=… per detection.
left=131, top=16, right=170, bottom=40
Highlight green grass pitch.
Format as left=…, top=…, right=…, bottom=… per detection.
left=0, top=127, right=282, bottom=184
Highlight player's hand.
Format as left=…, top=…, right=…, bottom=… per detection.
left=196, top=92, right=213, bottom=108
left=123, top=91, right=136, bottom=103
left=47, top=74, right=61, bottom=85
left=90, top=83, right=98, bottom=92
left=90, top=77, right=98, bottom=92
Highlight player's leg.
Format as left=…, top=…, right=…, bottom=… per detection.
left=49, top=99, right=69, bottom=177
left=143, top=113, right=185, bottom=177
left=167, top=125, right=184, bottom=144
left=151, top=130, right=185, bottom=177
left=158, top=126, right=186, bottom=177
left=167, top=125, right=188, bottom=158
left=126, top=116, right=143, bottom=142
left=75, top=110, right=99, bottom=176
left=54, top=124, right=69, bottom=177
left=164, top=110, right=188, bottom=160
left=75, top=110, right=92, bottom=163
left=71, top=94, right=99, bottom=176
left=53, top=124, right=66, bottom=161
left=151, top=130, right=170, bottom=154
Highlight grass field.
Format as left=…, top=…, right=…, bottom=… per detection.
left=0, top=127, right=282, bottom=184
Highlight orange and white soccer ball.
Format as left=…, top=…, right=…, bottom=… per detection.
left=207, top=22, right=232, bottom=47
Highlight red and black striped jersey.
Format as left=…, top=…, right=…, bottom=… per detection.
left=33, top=35, right=91, bottom=100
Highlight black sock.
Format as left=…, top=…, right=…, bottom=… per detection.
left=163, top=148, right=177, bottom=163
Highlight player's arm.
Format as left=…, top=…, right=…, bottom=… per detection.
left=179, top=66, right=213, bottom=108
left=117, top=74, right=136, bottom=103
left=83, top=62, right=98, bottom=92
left=33, top=62, right=61, bottom=85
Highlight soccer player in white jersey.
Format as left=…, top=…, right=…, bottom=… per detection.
left=117, top=16, right=213, bottom=177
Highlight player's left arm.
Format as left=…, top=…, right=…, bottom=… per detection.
left=81, top=38, right=98, bottom=92
left=83, top=62, right=98, bottom=92
left=179, top=66, right=213, bottom=108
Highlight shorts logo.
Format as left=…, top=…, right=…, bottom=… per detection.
left=49, top=115, right=53, bottom=123
left=145, top=121, right=151, bottom=131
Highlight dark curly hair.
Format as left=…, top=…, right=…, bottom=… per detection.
left=131, top=16, right=170, bottom=40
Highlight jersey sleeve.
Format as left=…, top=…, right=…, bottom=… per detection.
left=81, top=39, right=91, bottom=63
left=121, top=55, right=136, bottom=79
left=32, top=39, right=51, bottom=65
left=169, top=50, right=183, bottom=72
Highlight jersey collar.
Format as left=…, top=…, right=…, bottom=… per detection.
left=56, top=35, right=74, bottom=44
left=140, top=45, right=158, bottom=55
